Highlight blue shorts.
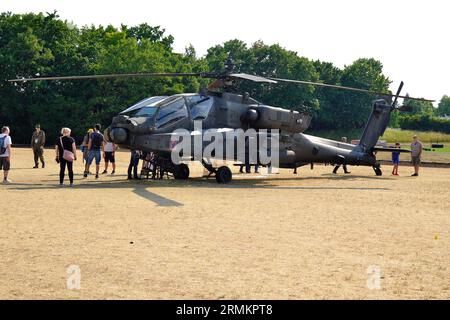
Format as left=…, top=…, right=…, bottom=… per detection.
left=87, top=150, right=101, bottom=165
left=392, top=159, right=399, bottom=165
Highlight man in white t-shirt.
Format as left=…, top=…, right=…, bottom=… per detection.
left=0, top=126, right=12, bottom=184
left=102, top=140, right=117, bottom=174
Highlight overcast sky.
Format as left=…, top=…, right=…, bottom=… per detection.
left=1, top=0, right=448, bottom=104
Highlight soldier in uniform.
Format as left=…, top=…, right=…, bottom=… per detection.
left=332, top=137, right=351, bottom=174
left=31, top=124, right=45, bottom=168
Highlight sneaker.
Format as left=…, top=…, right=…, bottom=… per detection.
left=42, top=163, right=45, bottom=168
left=33, top=165, right=38, bottom=169
left=3, top=179, right=12, bottom=184
left=102, top=170, right=107, bottom=174
left=83, top=172, right=88, bottom=178
left=95, top=174, right=99, bottom=179
left=411, top=173, right=419, bottom=177
left=69, top=183, right=74, bottom=187
left=59, top=183, right=64, bottom=187
left=111, top=170, right=115, bottom=175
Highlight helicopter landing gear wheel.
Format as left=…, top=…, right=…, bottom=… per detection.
left=216, top=166, right=232, bottom=184
left=173, top=163, right=190, bottom=180
left=373, top=165, right=382, bottom=176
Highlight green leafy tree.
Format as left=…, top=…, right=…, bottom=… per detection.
left=403, top=96, right=435, bottom=115
left=205, top=40, right=319, bottom=112
left=336, top=58, right=391, bottom=129
left=436, top=95, right=450, bottom=117
left=311, top=60, right=343, bottom=129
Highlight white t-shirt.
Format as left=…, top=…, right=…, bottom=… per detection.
left=104, top=142, right=115, bottom=152
left=0, top=134, right=12, bottom=157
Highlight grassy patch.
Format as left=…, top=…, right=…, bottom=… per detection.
left=381, top=129, right=450, bottom=143
left=305, top=128, right=450, bottom=144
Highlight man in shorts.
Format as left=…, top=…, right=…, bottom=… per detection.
left=410, top=135, right=423, bottom=177
left=84, top=124, right=104, bottom=179
left=102, top=140, right=117, bottom=175
left=0, top=126, right=12, bottom=184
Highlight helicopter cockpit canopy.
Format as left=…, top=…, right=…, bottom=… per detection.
left=122, top=94, right=214, bottom=123
left=119, top=96, right=167, bottom=115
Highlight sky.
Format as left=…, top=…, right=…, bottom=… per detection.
left=1, top=0, right=448, bottom=104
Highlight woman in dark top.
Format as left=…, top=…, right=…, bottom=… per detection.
left=55, top=127, right=77, bottom=186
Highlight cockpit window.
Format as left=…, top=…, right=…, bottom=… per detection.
left=133, top=106, right=158, bottom=117
left=156, top=97, right=188, bottom=128
left=187, top=95, right=213, bottom=120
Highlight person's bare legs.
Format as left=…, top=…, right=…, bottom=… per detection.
left=103, top=161, right=109, bottom=174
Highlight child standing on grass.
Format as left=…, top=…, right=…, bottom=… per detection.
left=392, top=142, right=401, bottom=175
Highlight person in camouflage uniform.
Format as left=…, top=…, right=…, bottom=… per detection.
left=31, top=124, right=46, bottom=168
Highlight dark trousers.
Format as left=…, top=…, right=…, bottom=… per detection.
left=33, top=147, right=45, bottom=166
left=60, top=159, right=74, bottom=184
left=128, top=157, right=139, bottom=178
left=333, top=164, right=349, bottom=173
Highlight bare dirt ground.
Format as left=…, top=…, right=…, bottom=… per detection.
left=1, top=148, right=449, bottom=299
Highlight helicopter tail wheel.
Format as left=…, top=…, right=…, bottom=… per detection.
left=173, top=163, right=190, bottom=180
left=216, top=166, right=232, bottom=184
left=373, top=165, right=382, bottom=176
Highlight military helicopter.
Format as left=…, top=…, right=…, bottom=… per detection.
left=9, top=57, right=433, bottom=183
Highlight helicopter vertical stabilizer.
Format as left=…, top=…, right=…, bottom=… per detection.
left=358, top=100, right=393, bottom=152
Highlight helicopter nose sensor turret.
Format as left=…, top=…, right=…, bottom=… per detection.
left=109, top=127, right=128, bottom=144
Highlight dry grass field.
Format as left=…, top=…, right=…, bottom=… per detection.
left=1, top=148, right=449, bottom=299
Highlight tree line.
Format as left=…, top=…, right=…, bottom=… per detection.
left=1, top=11, right=448, bottom=144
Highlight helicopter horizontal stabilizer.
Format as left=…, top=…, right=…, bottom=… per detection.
left=372, top=146, right=411, bottom=153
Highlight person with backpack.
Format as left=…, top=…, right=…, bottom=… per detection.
left=55, top=127, right=77, bottom=187
left=81, top=128, right=93, bottom=164
left=84, top=124, right=104, bottom=179
left=0, top=126, right=12, bottom=184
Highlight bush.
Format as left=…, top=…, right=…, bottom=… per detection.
left=398, top=114, right=450, bottom=134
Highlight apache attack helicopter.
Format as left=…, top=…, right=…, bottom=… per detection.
left=9, top=58, right=433, bottom=183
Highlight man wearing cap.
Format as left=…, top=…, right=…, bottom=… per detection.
left=410, top=135, right=423, bottom=176
left=31, top=124, right=46, bottom=168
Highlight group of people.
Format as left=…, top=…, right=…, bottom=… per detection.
left=55, top=123, right=118, bottom=186
left=383, top=135, right=423, bottom=177
left=0, top=123, right=122, bottom=186
left=331, top=135, right=423, bottom=176
left=0, top=125, right=425, bottom=185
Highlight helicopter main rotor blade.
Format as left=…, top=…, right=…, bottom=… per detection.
left=8, top=72, right=204, bottom=82
left=8, top=72, right=279, bottom=84
left=270, top=77, right=435, bottom=102
left=229, top=73, right=277, bottom=84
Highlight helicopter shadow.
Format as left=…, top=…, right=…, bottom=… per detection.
left=6, top=180, right=183, bottom=207
left=174, top=173, right=393, bottom=191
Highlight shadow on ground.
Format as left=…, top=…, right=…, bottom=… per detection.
left=5, top=171, right=391, bottom=207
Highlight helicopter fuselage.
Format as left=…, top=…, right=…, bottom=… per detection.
left=107, top=91, right=393, bottom=182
